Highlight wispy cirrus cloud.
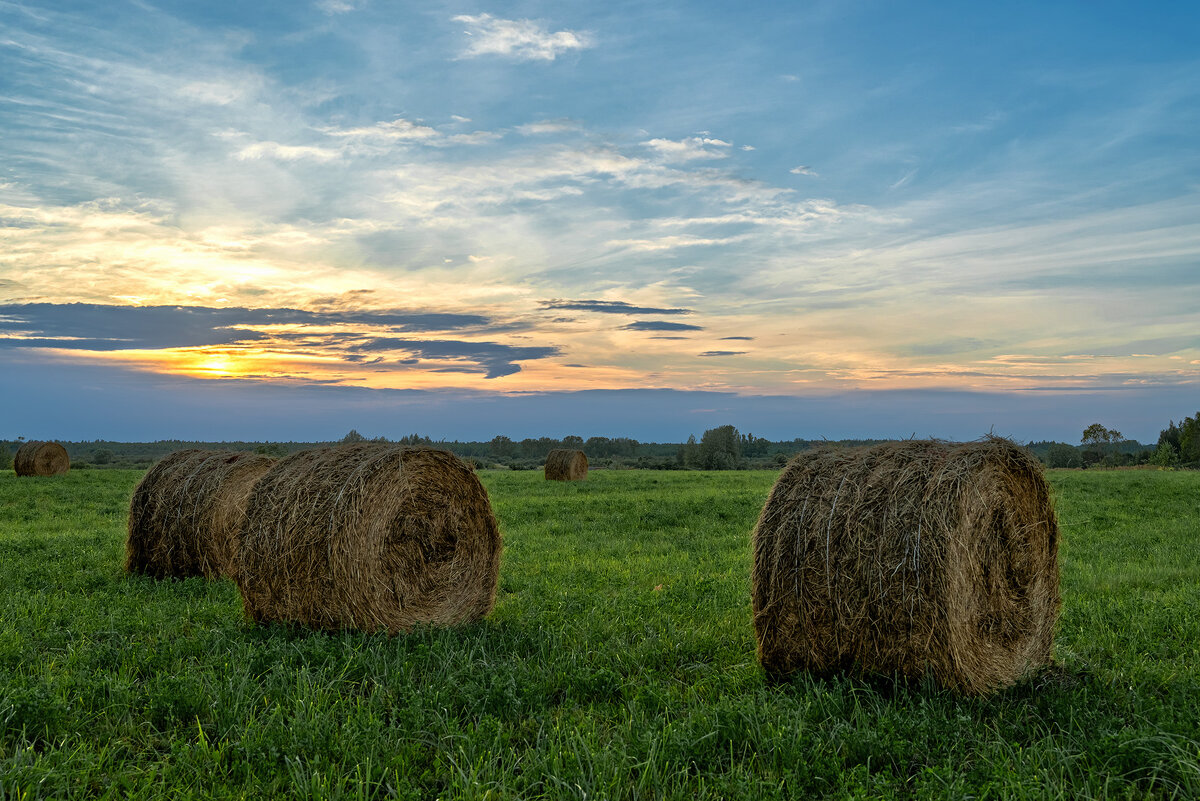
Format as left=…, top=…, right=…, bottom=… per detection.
left=453, top=14, right=592, bottom=62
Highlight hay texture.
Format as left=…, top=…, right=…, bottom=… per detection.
left=236, top=443, right=502, bottom=634
left=14, top=441, right=70, bottom=476
left=545, top=449, right=588, bottom=481
left=126, top=450, right=276, bottom=579
left=751, top=437, right=1060, bottom=695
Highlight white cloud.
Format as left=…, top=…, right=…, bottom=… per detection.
left=890, top=169, right=917, bottom=189
left=951, top=111, right=1007, bottom=134
left=445, top=130, right=503, bottom=145
left=322, top=118, right=440, bottom=142
left=642, top=137, right=733, bottom=162
left=606, top=235, right=747, bottom=252
left=316, top=0, right=363, bottom=13
left=453, top=14, right=592, bottom=62
left=178, top=80, right=245, bottom=105
left=320, top=118, right=500, bottom=148
left=235, top=142, right=341, bottom=162
left=790, top=165, right=816, bottom=176
left=517, top=120, right=577, bottom=135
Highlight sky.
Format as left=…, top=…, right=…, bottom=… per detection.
left=1, top=0, right=1198, bottom=443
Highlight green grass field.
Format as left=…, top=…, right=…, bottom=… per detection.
left=1, top=468, right=1198, bottom=799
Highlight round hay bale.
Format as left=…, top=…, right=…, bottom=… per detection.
left=14, top=441, right=70, bottom=476
left=545, top=449, right=588, bottom=481
left=751, top=437, right=1060, bottom=695
left=126, top=449, right=277, bottom=579
left=236, top=443, right=502, bottom=634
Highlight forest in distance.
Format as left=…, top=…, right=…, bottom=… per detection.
left=5, top=411, right=1199, bottom=472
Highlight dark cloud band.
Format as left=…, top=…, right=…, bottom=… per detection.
left=348, top=338, right=559, bottom=378
left=620, top=320, right=703, bottom=332
left=541, top=299, right=693, bottom=315
left=0, top=303, right=494, bottom=352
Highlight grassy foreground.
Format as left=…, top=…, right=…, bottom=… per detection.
left=1, top=467, right=1198, bottom=799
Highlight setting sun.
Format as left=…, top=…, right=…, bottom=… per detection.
left=196, top=354, right=234, bottom=376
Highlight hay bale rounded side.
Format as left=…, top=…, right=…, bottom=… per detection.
left=545, top=449, right=588, bottom=481
left=126, top=449, right=277, bottom=579
left=236, top=443, right=502, bottom=634
left=14, top=441, right=70, bottom=476
left=751, top=437, right=1060, bottom=695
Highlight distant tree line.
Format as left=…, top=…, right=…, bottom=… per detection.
left=13, top=412, right=1198, bottom=472
left=2, top=426, right=886, bottom=472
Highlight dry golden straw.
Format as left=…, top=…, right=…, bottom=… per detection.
left=126, top=449, right=276, bottom=579
left=14, top=441, right=70, bottom=476
left=751, top=437, right=1060, bottom=695
left=544, top=449, right=588, bottom=481
left=235, top=443, right=502, bottom=634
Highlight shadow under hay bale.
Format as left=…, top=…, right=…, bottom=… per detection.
left=751, top=437, right=1060, bottom=695
left=544, top=449, right=588, bottom=481
left=14, top=441, right=70, bottom=476
left=235, top=443, right=502, bottom=634
left=126, top=450, right=276, bottom=579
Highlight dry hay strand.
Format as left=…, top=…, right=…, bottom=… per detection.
left=545, top=449, right=588, bottom=481
left=126, top=449, right=277, bottom=579
left=236, top=443, right=502, bottom=634
left=14, top=441, right=70, bottom=476
left=751, top=436, right=1060, bottom=695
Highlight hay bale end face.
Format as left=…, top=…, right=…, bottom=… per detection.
left=751, top=437, right=1061, bottom=695
left=126, top=450, right=276, bottom=579
left=14, top=441, right=70, bottom=476
left=236, top=443, right=502, bottom=634
left=545, top=449, right=588, bottom=481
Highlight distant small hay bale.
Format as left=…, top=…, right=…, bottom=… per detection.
left=751, top=437, right=1061, bottom=695
left=14, top=441, right=70, bottom=476
left=545, top=449, right=588, bottom=481
left=126, top=450, right=276, bottom=579
left=236, top=443, right=502, bottom=634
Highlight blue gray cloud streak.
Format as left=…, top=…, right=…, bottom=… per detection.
left=539, top=299, right=693, bottom=315
left=620, top=321, right=703, bottom=332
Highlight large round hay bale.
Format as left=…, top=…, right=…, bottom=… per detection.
left=545, top=449, right=588, bottom=481
left=14, top=441, right=70, bottom=476
left=751, top=437, right=1060, bottom=695
left=236, top=443, right=502, bottom=634
left=126, top=449, right=277, bottom=579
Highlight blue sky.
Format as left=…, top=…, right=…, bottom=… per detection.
left=1, top=0, right=1197, bottom=443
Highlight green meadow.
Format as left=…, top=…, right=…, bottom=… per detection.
left=1, top=468, right=1198, bottom=799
